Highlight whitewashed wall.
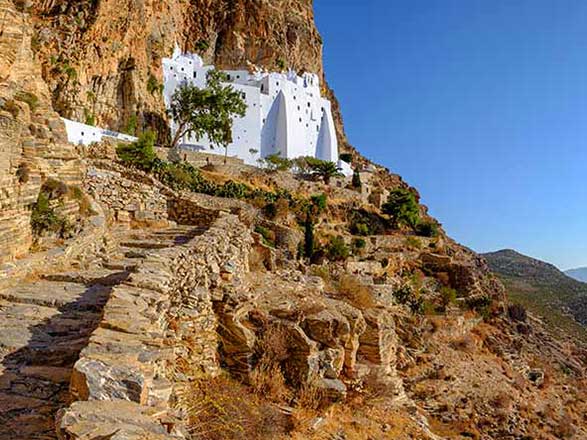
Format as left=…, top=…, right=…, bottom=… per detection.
left=162, top=50, right=351, bottom=176
left=62, top=118, right=137, bottom=146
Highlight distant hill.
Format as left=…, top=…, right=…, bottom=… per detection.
left=483, top=249, right=587, bottom=341
left=565, top=267, right=587, bottom=283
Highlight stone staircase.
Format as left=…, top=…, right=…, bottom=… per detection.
left=0, top=225, right=206, bottom=440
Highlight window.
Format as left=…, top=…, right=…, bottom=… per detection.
left=297, top=106, right=300, bottom=111
left=263, top=118, right=266, bottom=123
left=193, top=72, right=197, bottom=78
left=261, top=85, right=264, bottom=92
left=237, top=75, right=240, bottom=79
left=307, top=102, right=311, bottom=107
left=293, top=95, right=296, bottom=100
left=299, top=118, right=302, bottom=122
left=81, top=132, right=85, bottom=136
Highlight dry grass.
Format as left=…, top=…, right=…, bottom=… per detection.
left=186, top=375, right=292, bottom=440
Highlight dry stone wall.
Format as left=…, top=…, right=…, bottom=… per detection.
left=58, top=213, right=253, bottom=439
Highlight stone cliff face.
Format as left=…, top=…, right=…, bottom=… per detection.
left=28, top=0, right=352, bottom=146
left=0, top=0, right=82, bottom=262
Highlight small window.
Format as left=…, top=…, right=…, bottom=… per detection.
left=307, top=102, right=311, bottom=107
left=261, top=85, right=264, bottom=92
left=170, top=66, right=173, bottom=70
left=276, top=81, right=280, bottom=86
left=81, top=132, right=85, bottom=136
left=193, top=72, right=197, bottom=78
left=316, top=126, right=319, bottom=132
left=237, top=75, right=240, bottom=79
left=263, top=118, right=266, bottom=123
left=297, top=106, right=300, bottom=111
left=293, top=96, right=296, bottom=100
left=299, top=118, right=302, bottom=122
left=181, top=67, right=184, bottom=71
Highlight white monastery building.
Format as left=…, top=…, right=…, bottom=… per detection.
left=60, top=48, right=351, bottom=176
left=162, top=48, right=352, bottom=175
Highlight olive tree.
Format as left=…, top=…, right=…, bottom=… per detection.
left=168, top=70, right=247, bottom=163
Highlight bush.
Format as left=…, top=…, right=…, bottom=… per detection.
left=195, top=39, right=210, bottom=52
left=440, top=287, right=457, bottom=309
left=393, top=284, right=423, bottom=314
left=14, top=91, right=39, bottom=113
left=264, top=153, right=292, bottom=171
left=1, top=99, right=20, bottom=118
left=327, top=236, right=350, bottom=261
left=352, top=238, right=366, bottom=251
left=417, top=220, right=439, bottom=238
left=254, top=225, right=276, bottom=248
left=116, top=131, right=159, bottom=171
left=508, top=303, right=527, bottom=322
left=84, top=108, right=96, bottom=126
left=124, top=114, right=138, bottom=136
left=351, top=221, right=370, bottom=236
left=304, top=157, right=343, bottom=185
left=30, top=193, right=69, bottom=237
left=147, top=74, right=163, bottom=95
left=382, top=188, right=420, bottom=229
left=339, top=153, right=352, bottom=164
left=351, top=169, right=362, bottom=189
left=404, top=236, right=422, bottom=250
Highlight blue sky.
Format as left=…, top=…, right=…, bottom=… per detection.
left=314, top=0, right=587, bottom=270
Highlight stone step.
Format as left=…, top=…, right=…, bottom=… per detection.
left=103, top=259, right=139, bottom=271
left=0, top=281, right=111, bottom=309
left=120, top=240, right=173, bottom=250
left=42, top=269, right=129, bottom=286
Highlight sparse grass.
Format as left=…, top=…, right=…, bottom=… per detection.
left=1, top=99, right=20, bottom=118
left=185, top=375, right=292, bottom=440
left=14, top=91, right=39, bottom=113
left=404, top=236, right=422, bottom=250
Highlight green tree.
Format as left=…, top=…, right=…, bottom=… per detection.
left=168, top=70, right=247, bottom=163
left=351, top=169, right=362, bottom=189
left=116, top=131, right=159, bottom=171
left=382, top=188, right=420, bottom=229
left=302, top=193, right=328, bottom=260
left=305, top=157, right=343, bottom=185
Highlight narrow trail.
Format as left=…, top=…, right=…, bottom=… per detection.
left=0, top=225, right=205, bottom=440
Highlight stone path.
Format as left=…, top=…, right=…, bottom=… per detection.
left=0, top=226, right=205, bottom=440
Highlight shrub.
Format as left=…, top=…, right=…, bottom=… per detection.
left=393, top=284, right=423, bottom=314
left=304, top=157, right=343, bottom=185
left=14, top=91, right=39, bottom=113
left=382, top=188, right=420, bottom=229
left=508, top=303, right=527, bottom=322
left=195, top=39, right=210, bottom=52
left=310, top=193, right=327, bottom=212
left=147, top=74, right=163, bottom=95
left=351, top=221, right=370, bottom=236
left=41, top=178, right=68, bottom=199
left=1, top=99, right=20, bottom=118
left=84, top=108, right=96, bottom=126
left=327, top=236, right=350, bottom=261
left=440, top=287, right=458, bottom=309
left=351, top=169, right=362, bottom=189
left=68, top=185, right=95, bottom=217
left=276, top=58, right=286, bottom=70
left=116, top=131, right=159, bottom=171
left=254, top=225, right=276, bottom=248
left=352, top=237, right=366, bottom=251
left=339, top=153, right=352, bottom=164
left=404, top=236, right=422, bottom=249
left=30, top=193, right=70, bottom=237
left=263, top=153, right=292, bottom=171
left=124, top=113, right=138, bottom=136
left=417, top=220, right=440, bottom=238
left=186, top=375, right=292, bottom=440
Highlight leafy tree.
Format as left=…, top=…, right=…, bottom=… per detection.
left=382, top=188, right=420, bottom=229
left=416, top=220, right=439, bottom=237
left=168, top=70, right=247, bottom=163
left=302, top=193, right=328, bottom=260
left=305, top=157, right=343, bottom=185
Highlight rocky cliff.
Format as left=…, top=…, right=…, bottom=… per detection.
left=28, top=0, right=354, bottom=148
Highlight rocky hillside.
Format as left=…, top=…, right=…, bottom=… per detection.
left=484, top=249, right=587, bottom=339
left=566, top=267, right=587, bottom=283
left=0, top=1, right=586, bottom=439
